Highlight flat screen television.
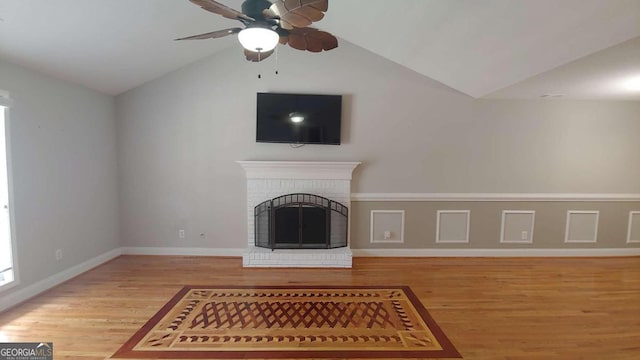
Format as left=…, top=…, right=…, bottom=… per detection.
left=256, top=92, right=342, bottom=145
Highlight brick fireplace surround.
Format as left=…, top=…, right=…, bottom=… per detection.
left=237, top=161, right=360, bottom=268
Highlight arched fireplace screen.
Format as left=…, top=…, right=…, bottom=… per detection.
left=254, top=193, right=348, bottom=249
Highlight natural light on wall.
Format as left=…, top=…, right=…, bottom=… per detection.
left=0, top=103, right=15, bottom=288
left=623, top=76, right=640, bottom=91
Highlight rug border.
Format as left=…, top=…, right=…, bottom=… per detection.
left=111, top=285, right=462, bottom=359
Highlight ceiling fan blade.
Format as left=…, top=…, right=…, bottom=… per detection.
left=189, top=0, right=255, bottom=22
left=285, top=27, right=338, bottom=52
left=175, top=28, right=242, bottom=40
left=244, top=49, right=274, bottom=62
left=268, top=0, right=328, bottom=29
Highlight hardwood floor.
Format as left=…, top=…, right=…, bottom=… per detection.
left=0, top=255, right=639, bottom=359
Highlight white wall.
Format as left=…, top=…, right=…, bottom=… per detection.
left=116, top=41, right=640, bottom=249
left=0, top=60, right=120, bottom=292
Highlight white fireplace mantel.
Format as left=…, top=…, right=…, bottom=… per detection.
left=237, top=161, right=361, bottom=180
left=237, top=161, right=361, bottom=268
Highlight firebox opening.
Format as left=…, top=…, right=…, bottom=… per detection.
left=254, top=193, right=348, bottom=250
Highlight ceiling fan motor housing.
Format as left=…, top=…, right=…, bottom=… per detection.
left=178, top=0, right=338, bottom=62
left=242, top=0, right=273, bottom=20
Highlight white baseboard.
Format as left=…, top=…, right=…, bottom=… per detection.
left=0, top=247, right=122, bottom=313
left=121, top=247, right=245, bottom=257
left=351, top=248, right=640, bottom=257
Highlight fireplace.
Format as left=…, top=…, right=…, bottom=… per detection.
left=238, top=161, right=360, bottom=268
left=255, top=193, right=348, bottom=250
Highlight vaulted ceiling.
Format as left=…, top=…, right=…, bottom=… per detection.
left=1, top=0, right=639, bottom=99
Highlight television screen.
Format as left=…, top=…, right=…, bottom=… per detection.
left=256, top=93, right=342, bottom=145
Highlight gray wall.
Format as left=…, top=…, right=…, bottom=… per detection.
left=0, top=60, right=120, bottom=293
left=115, top=41, right=640, bottom=249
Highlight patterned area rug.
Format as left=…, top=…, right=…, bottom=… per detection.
left=111, top=286, right=461, bottom=359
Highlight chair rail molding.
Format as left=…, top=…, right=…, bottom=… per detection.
left=352, top=193, right=640, bottom=202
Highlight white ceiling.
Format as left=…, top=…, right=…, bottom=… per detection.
left=1, top=0, right=639, bottom=99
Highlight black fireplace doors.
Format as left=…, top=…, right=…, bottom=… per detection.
left=254, top=193, right=348, bottom=249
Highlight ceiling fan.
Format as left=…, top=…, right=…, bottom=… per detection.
left=176, top=0, right=338, bottom=62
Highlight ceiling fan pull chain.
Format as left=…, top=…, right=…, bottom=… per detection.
left=258, top=50, right=262, bottom=79
left=275, top=46, right=279, bottom=75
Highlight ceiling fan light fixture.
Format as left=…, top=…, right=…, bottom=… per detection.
left=238, top=27, right=279, bottom=52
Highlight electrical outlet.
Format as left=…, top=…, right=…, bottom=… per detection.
left=521, top=231, right=528, bottom=240
left=384, top=231, right=391, bottom=240
left=179, top=229, right=185, bottom=239
left=55, top=249, right=62, bottom=261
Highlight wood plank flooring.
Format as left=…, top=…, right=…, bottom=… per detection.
left=0, top=255, right=639, bottom=359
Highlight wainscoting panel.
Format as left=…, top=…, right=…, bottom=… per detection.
left=350, top=201, right=640, bottom=250
left=627, top=211, right=640, bottom=243
left=500, top=211, right=535, bottom=244
left=565, top=211, right=599, bottom=243
left=436, top=210, right=470, bottom=243
left=370, top=210, right=405, bottom=244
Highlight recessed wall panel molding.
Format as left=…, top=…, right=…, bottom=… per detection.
left=565, top=211, right=600, bottom=243
left=628, top=211, right=640, bottom=243
left=436, top=210, right=470, bottom=244
left=350, top=201, right=640, bottom=250
left=370, top=210, right=405, bottom=244
left=500, top=210, right=535, bottom=244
